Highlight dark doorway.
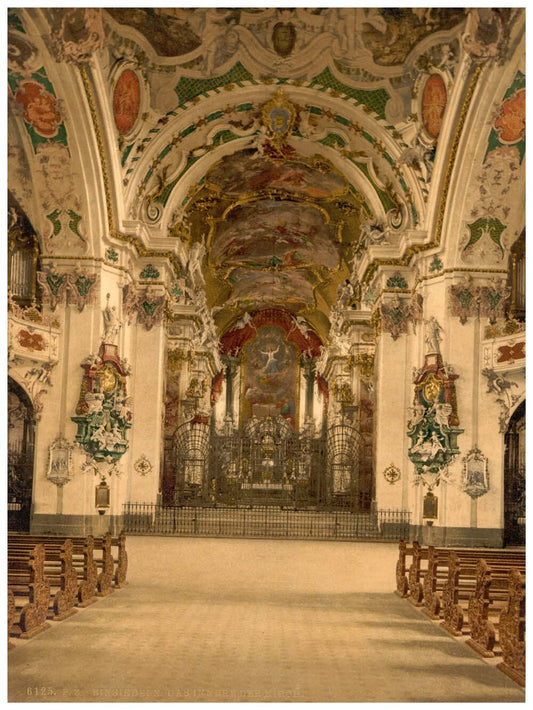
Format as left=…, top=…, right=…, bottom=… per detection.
left=8, top=378, right=35, bottom=531
left=504, top=400, right=525, bottom=546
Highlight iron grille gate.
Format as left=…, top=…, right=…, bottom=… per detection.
left=173, top=417, right=371, bottom=511
left=122, top=503, right=411, bottom=541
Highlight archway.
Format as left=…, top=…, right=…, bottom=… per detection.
left=503, top=400, right=525, bottom=546
left=8, top=377, right=36, bottom=531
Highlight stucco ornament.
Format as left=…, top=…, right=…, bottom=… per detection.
left=134, top=455, right=153, bottom=476
left=383, top=463, right=401, bottom=485
left=72, top=343, right=132, bottom=462
left=481, top=369, right=521, bottom=433
left=462, top=8, right=506, bottom=63
left=50, top=8, right=105, bottom=64
left=46, top=436, right=74, bottom=487
left=461, top=447, right=489, bottom=499
left=408, top=325, right=463, bottom=485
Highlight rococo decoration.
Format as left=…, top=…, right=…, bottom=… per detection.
left=461, top=447, right=489, bottom=499
left=383, top=463, right=401, bottom=485
left=134, top=454, right=152, bottom=476
left=46, top=436, right=74, bottom=487
left=71, top=343, right=132, bottom=462
left=407, top=318, right=463, bottom=484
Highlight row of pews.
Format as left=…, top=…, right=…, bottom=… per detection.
left=395, top=541, right=525, bottom=687
left=8, top=531, right=128, bottom=648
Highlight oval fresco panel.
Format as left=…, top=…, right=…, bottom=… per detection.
left=207, top=152, right=346, bottom=199
left=421, top=74, right=447, bottom=138
left=210, top=200, right=339, bottom=269
left=113, top=69, right=141, bottom=135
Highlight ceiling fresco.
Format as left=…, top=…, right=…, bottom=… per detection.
left=205, top=152, right=347, bottom=199
left=209, top=200, right=339, bottom=271
left=188, top=138, right=364, bottom=335
left=104, top=7, right=467, bottom=77
left=9, top=8, right=522, bottom=355
left=224, top=268, right=316, bottom=313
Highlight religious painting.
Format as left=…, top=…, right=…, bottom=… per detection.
left=210, top=200, right=339, bottom=269
left=422, top=74, right=447, bottom=138
left=206, top=152, right=347, bottom=199
left=113, top=69, right=141, bottom=135
left=15, top=81, right=62, bottom=138
left=225, top=268, right=315, bottom=312
left=360, top=8, right=466, bottom=66
left=241, top=325, right=299, bottom=427
left=106, top=8, right=201, bottom=57
left=494, top=88, right=525, bottom=143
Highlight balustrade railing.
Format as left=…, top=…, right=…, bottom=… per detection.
left=122, top=503, right=411, bottom=541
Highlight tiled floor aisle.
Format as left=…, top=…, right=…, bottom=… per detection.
left=8, top=536, right=526, bottom=702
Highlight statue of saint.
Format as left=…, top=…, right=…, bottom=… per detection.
left=424, top=316, right=443, bottom=355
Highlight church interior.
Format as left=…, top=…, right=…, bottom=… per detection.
left=7, top=6, right=526, bottom=702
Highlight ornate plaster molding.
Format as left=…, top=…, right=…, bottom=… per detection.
left=481, top=368, right=523, bottom=433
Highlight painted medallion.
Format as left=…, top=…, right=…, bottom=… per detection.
left=494, top=88, right=525, bottom=144
left=113, top=69, right=141, bottom=135
left=15, top=81, right=62, bottom=137
left=421, top=74, right=447, bottom=138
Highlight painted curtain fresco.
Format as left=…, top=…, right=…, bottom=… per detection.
left=241, top=325, right=299, bottom=426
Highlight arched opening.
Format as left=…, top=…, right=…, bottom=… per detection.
left=8, top=377, right=36, bottom=531
left=173, top=419, right=210, bottom=504
left=503, top=400, right=525, bottom=546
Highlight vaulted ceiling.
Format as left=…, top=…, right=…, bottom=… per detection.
left=9, top=7, right=522, bottom=345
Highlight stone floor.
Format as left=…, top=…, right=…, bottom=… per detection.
left=7, top=536, right=526, bottom=703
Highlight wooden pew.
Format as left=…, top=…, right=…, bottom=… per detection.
left=8, top=544, right=51, bottom=639
left=420, top=548, right=525, bottom=624
left=497, top=568, right=526, bottom=688
left=407, top=541, right=430, bottom=605
left=466, top=559, right=526, bottom=658
left=395, top=540, right=415, bottom=598
left=8, top=535, right=101, bottom=609
left=8, top=530, right=128, bottom=590
left=421, top=546, right=450, bottom=619
left=439, top=551, right=525, bottom=636
left=8, top=589, right=16, bottom=649
left=9, top=539, right=79, bottom=621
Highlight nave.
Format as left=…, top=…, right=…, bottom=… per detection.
left=7, top=537, right=525, bottom=703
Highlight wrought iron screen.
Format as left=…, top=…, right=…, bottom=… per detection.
left=173, top=415, right=366, bottom=511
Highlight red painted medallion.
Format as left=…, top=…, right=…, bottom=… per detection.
left=113, top=69, right=140, bottom=135
left=494, top=88, right=525, bottom=143
left=421, top=74, right=447, bottom=138
left=15, top=81, right=62, bottom=137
